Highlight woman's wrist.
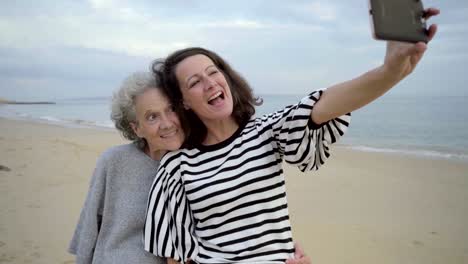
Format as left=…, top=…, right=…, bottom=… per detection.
left=371, top=64, right=403, bottom=90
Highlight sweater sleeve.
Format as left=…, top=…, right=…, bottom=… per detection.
left=68, top=155, right=107, bottom=264
left=144, top=155, right=198, bottom=263
left=264, top=90, right=351, bottom=171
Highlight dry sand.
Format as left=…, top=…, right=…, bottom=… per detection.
left=1, top=118, right=467, bottom=264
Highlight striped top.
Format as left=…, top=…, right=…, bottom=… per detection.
left=144, top=91, right=351, bottom=263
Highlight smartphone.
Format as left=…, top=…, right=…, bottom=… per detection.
left=369, top=0, right=428, bottom=43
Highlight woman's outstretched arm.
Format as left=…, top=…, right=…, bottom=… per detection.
left=311, top=8, right=439, bottom=125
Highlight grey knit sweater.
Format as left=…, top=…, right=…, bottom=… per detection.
left=69, top=143, right=166, bottom=264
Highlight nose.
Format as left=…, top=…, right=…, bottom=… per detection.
left=203, top=75, right=216, bottom=90
left=159, top=114, right=173, bottom=130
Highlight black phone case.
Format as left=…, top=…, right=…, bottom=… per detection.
left=369, top=0, right=428, bottom=43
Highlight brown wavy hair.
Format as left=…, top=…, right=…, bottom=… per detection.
left=152, top=47, right=262, bottom=148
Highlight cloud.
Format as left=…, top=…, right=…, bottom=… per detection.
left=0, top=2, right=331, bottom=59
left=439, top=23, right=468, bottom=34
left=200, top=19, right=266, bottom=29
left=305, top=2, right=338, bottom=22
left=0, top=45, right=151, bottom=81
left=0, top=8, right=189, bottom=58
left=0, top=45, right=154, bottom=100
left=88, top=0, right=116, bottom=10
left=1, top=0, right=467, bottom=99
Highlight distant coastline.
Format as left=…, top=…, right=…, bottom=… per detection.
left=0, top=98, right=55, bottom=105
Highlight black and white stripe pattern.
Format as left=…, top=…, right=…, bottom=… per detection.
left=144, top=91, right=351, bottom=263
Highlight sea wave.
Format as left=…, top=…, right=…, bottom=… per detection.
left=0, top=111, right=114, bottom=130
left=344, top=145, right=468, bottom=162
left=39, top=116, right=115, bottom=129
left=39, top=116, right=62, bottom=122
left=2, top=103, right=467, bottom=162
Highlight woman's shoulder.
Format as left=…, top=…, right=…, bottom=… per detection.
left=252, top=91, right=324, bottom=123
left=158, top=147, right=205, bottom=172
left=100, top=143, right=136, bottom=158
left=84, top=145, right=139, bottom=188
left=159, top=149, right=185, bottom=166
left=94, top=143, right=160, bottom=182
left=97, top=143, right=150, bottom=167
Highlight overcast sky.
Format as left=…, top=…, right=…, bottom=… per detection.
left=0, top=0, right=466, bottom=100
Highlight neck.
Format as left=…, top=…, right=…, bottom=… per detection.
left=203, top=117, right=239, bottom=145
left=145, top=145, right=166, bottom=161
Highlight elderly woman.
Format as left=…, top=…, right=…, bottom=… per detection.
left=144, top=8, right=439, bottom=264
left=68, top=72, right=185, bottom=264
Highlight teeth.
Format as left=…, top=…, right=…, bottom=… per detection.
left=208, top=91, right=222, bottom=101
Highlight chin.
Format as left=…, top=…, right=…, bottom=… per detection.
left=168, top=142, right=183, bottom=151
left=165, top=145, right=178, bottom=152
left=216, top=106, right=234, bottom=118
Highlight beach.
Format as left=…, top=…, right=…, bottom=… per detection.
left=1, top=117, right=467, bottom=264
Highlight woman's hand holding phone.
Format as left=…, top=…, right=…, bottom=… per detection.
left=382, top=7, right=439, bottom=82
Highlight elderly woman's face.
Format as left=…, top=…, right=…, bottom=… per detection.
left=175, top=54, right=234, bottom=124
left=132, top=88, right=184, bottom=157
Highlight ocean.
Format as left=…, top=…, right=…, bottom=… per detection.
left=1, top=94, right=467, bottom=161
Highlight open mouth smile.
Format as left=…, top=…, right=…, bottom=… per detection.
left=208, top=91, right=225, bottom=105
left=160, top=129, right=178, bottom=139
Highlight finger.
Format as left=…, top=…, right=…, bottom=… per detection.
left=290, top=256, right=311, bottom=264
left=301, top=256, right=312, bottom=264
left=285, top=259, right=306, bottom=264
left=426, top=24, right=438, bottom=42
left=294, top=243, right=305, bottom=259
left=409, top=43, right=426, bottom=66
left=423, top=7, right=440, bottom=20
left=403, top=42, right=426, bottom=57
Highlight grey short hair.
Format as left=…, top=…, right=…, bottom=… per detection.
left=110, top=71, right=161, bottom=148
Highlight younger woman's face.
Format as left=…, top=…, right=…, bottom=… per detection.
left=175, top=54, right=234, bottom=124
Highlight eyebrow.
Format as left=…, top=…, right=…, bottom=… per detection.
left=143, top=103, right=172, bottom=116
left=144, top=110, right=159, bottom=117
left=186, top=64, right=217, bottom=85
